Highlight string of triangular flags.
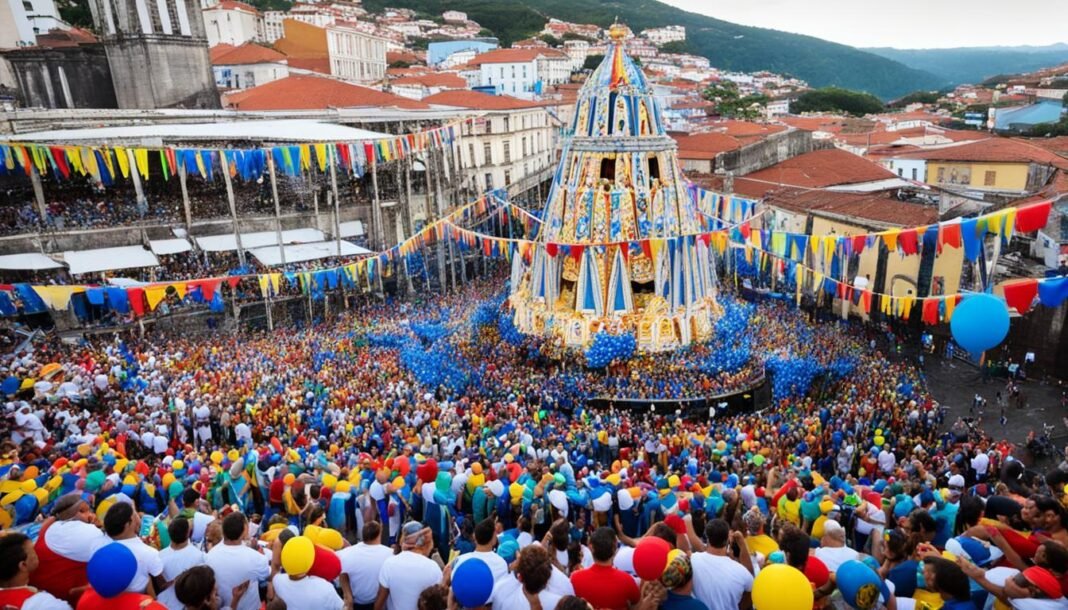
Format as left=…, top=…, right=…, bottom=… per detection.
left=733, top=231, right=1068, bottom=323
left=0, top=118, right=475, bottom=184
left=742, top=200, right=1053, bottom=269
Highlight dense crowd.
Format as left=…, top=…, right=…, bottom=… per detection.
left=0, top=275, right=1065, bottom=610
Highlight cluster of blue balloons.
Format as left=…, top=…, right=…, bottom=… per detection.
left=497, top=310, right=525, bottom=345
left=471, top=292, right=507, bottom=329
left=366, top=332, right=415, bottom=349
left=585, top=332, right=637, bottom=369
left=400, top=344, right=474, bottom=392
left=765, top=356, right=824, bottom=400
left=410, top=322, right=451, bottom=345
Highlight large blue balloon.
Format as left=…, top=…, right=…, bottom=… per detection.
left=836, top=559, right=890, bottom=610
left=950, top=293, right=1010, bottom=354
left=451, top=556, right=494, bottom=608
left=87, top=542, right=138, bottom=598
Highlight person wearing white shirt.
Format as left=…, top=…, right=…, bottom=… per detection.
left=972, top=451, right=991, bottom=482
left=338, top=522, right=394, bottom=610
left=103, top=502, right=163, bottom=595
left=490, top=545, right=563, bottom=610
left=813, top=520, right=860, bottom=573
left=691, top=519, right=754, bottom=610
left=0, top=532, right=73, bottom=610
left=878, top=448, right=897, bottom=475
left=205, top=513, right=270, bottom=610
left=156, top=517, right=206, bottom=610
left=272, top=572, right=343, bottom=610
left=452, top=518, right=510, bottom=585
left=376, top=522, right=442, bottom=610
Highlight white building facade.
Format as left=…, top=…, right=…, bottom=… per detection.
left=459, top=106, right=558, bottom=192
left=641, top=25, right=685, bottom=46
left=478, top=49, right=570, bottom=99
left=203, top=1, right=261, bottom=46
left=327, top=22, right=387, bottom=84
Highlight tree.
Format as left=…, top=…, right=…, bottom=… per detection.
left=56, top=0, right=93, bottom=27
left=791, top=87, right=885, bottom=116
left=658, top=40, right=690, bottom=54
left=583, top=54, right=604, bottom=71
left=701, top=81, right=768, bottom=119
left=539, top=33, right=562, bottom=47
left=562, top=32, right=594, bottom=43
left=389, top=60, right=412, bottom=69
left=888, top=90, right=940, bottom=108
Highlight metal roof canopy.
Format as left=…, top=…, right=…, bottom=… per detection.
left=149, top=238, right=192, bottom=255
left=0, top=252, right=64, bottom=270
left=63, top=246, right=159, bottom=275
left=248, top=240, right=373, bottom=266
left=194, top=228, right=325, bottom=252
left=8, top=119, right=392, bottom=146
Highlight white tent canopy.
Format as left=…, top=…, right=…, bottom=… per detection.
left=248, top=240, right=372, bottom=266
left=0, top=253, right=64, bottom=270
left=62, top=246, right=159, bottom=275
left=149, top=238, right=192, bottom=255
left=195, top=228, right=324, bottom=252
left=338, top=220, right=366, bottom=238
left=9, top=120, right=391, bottom=145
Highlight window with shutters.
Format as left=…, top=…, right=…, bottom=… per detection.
left=984, top=170, right=996, bottom=186
left=483, top=142, right=492, bottom=165
left=503, top=141, right=511, bottom=163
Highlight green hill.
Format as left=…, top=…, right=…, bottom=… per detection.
left=364, top=0, right=945, bottom=99
left=865, top=45, right=1068, bottom=87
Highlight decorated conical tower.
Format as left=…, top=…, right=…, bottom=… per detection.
left=509, top=22, right=722, bottom=351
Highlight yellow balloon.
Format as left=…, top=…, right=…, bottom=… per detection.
left=752, top=564, right=813, bottom=610
left=20, top=479, right=37, bottom=493
left=812, top=515, right=828, bottom=539
left=466, top=473, right=486, bottom=491
left=227, top=449, right=240, bottom=462
left=32, top=488, right=49, bottom=505
left=211, top=451, right=223, bottom=465
left=509, top=483, right=524, bottom=506
left=336, top=480, right=351, bottom=494
left=162, top=473, right=176, bottom=490
left=281, top=536, right=315, bottom=576
left=392, top=477, right=405, bottom=489
left=172, top=460, right=184, bottom=471
left=668, top=475, right=680, bottom=489
left=874, top=436, right=885, bottom=447
left=606, top=473, right=621, bottom=486
left=45, top=476, right=62, bottom=492
left=322, top=474, right=338, bottom=489
left=1, top=491, right=24, bottom=506
left=123, top=475, right=138, bottom=486
left=95, top=498, right=114, bottom=522
left=317, top=528, right=344, bottom=551
left=304, top=524, right=323, bottom=541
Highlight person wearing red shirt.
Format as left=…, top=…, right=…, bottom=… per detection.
left=570, top=527, right=640, bottom=610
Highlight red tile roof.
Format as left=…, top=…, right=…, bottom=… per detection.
left=285, top=57, right=331, bottom=75
left=209, top=0, right=259, bottom=13
left=671, top=132, right=743, bottom=160
left=1011, top=169, right=1068, bottom=207
left=422, top=90, right=544, bottom=110
left=224, top=74, right=428, bottom=110
left=391, top=72, right=467, bottom=89
left=895, top=138, right=1068, bottom=169
left=211, top=42, right=286, bottom=65
left=32, top=27, right=97, bottom=48
left=386, top=50, right=424, bottom=66
left=744, top=149, right=898, bottom=190
left=466, top=48, right=568, bottom=66
left=766, top=188, right=939, bottom=228
left=1025, top=136, right=1068, bottom=156
left=711, top=120, right=788, bottom=138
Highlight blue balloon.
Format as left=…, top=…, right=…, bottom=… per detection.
left=88, top=542, right=138, bottom=598
left=951, top=293, right=1010, bottom=354
left=451, top=557, right=494, bottom=607
left=836, top=559, right=890, bottom=610
left=1, top=376, right=19, bottom=395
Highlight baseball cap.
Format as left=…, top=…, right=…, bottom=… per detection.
left=946, top=536, right=1002, bottom=567
left=948, top=474, right=966, bottom=490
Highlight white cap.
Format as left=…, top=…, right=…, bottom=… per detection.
left=948, top=474, right=966, bottom=489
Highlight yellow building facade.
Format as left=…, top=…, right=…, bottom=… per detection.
left=926, top=161, right=1031, bottom=194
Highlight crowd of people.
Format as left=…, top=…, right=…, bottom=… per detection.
left=0, top=272, right=1065, bottom=610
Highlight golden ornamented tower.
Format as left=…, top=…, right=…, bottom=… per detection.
left=509, top=22, right=721, bottom=351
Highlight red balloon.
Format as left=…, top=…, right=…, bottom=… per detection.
left=632, top=537, right=671, bottom=581
left=417, top=459, right=438, bottom=484
left=395, top=456, right=411, bottom=477
left=270, top=437, right=283, bottom=454
left=507, top=463, right=522, bottom=483
left=804, top=556, right=830, bottom=588
left=307, top=545, right=341, bottom=581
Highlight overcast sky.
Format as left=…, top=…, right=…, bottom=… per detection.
left=659, top=0, right=1068, bottom=49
